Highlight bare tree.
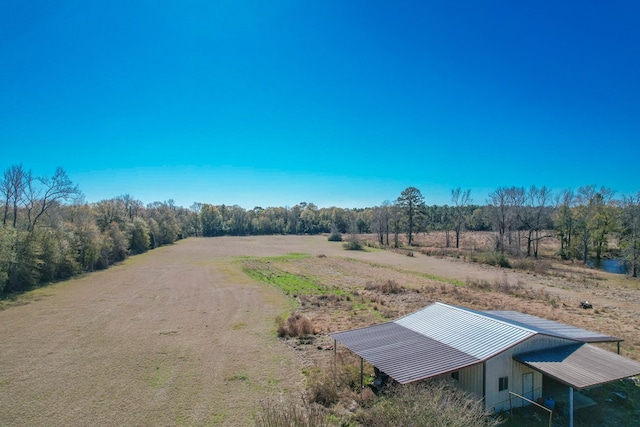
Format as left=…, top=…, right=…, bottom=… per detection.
left=487, top=187, right=509, bottom=253
left=1, top=165, right=28, bottom=227
left=371, top=201, right=392, bottom=246
left=451, top=188, right=472, bottom=249
left=24, top=167, right=81, bottom=231
left=119, top=194, right=142, bottom=220
left=521, top=186, right=552, bottom=258
left=505, top=187, right=525, bottom=254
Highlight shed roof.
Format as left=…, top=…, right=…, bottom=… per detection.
left=395, top=303, right=534, bottom=359
left=514, top=343, right=640, bottom=390
left=485, top=310, right=620, bottom=343
left=331, top=322, right=480, bottom=384
left=331, top=303, right=534, bottom=384
left=331, top=302, right=635, bottom=386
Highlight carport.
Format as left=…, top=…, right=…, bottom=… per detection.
left=515, top=343, right=640, bottom=427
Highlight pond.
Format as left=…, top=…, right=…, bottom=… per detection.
left=587, top=258, right=627, bottom=274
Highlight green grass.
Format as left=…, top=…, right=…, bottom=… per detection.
left=231, top=322, right=247, bottom=330
left=239, top=255, right=393, bottom=322
left=226, top=373, right=249, bottom=381
left=240, top=258, right=325, bottom=296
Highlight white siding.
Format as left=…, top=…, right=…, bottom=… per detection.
left=458, top=363, right=484, bottom=398
left=433, top=363, right=485, bottom=402
left=484, top=335, right=575, bottom=412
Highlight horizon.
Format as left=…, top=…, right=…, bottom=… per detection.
left=2, top=1, right=639, bottom=209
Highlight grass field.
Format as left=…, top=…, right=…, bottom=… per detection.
left=1, top=234, right=638, bottom=426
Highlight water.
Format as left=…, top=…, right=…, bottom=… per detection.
left=587, top=258, right=627, bottom=274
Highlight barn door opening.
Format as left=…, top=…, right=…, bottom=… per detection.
left=522, top=372, right=534, bottom=401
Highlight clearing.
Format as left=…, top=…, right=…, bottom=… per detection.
left=1, top=235, right=638, bottom=426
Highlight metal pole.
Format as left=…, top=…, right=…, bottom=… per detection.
left=618, top=341, right=620, bottom=354
left=569, top=387, right=574, bottom=427
left=360, top=357, right=364, bottom=389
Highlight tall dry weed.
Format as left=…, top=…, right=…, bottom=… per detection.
left=277, top=313, right=315, bottom=338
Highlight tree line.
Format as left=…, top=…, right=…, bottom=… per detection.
left=2, top=164, right=639, bottom=294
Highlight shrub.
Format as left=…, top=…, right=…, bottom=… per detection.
left=355, top=381, right=502, bottom=427
left=477, top=251, right=511, bottom=268
left=343, top=240, right=363, bottom=251
left=327, top=232, right=343, bottom=242
left=308, top=351, right=364, bottom=407
left=254, top=397, right=331, bottom=427
left=277, top=313, right=314, bottom=338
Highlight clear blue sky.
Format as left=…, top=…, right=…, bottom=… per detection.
left=2, top=1, right=639, bottom=209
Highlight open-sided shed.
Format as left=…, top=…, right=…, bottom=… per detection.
left=331, top=302, right=640, bottom=426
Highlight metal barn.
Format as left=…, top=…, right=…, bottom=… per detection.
left=331, top=302, right=640, bottom=426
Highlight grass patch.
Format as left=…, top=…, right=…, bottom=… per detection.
left=226, top=373, right=249, bottom=381
left=265, top=253, right=311, bottom=261
left=415, top=272, right=466, bottom=287
left=240, top=259, right=325, bottom=297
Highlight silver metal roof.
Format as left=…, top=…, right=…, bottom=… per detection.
left=514, top=343, right=640, bottom=390
left=485, top=310, right=621, bottom=343
left=331, top=303, right=535, bottom=384
left=396, top=303, right=534, bottom=359
left=330, top=302, right=634, bottom=386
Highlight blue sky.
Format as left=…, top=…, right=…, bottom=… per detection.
left=2, top=1, right=639, bottom=209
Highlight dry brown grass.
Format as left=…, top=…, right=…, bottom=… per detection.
left=259, top=241, right=640, bottom=364
left=365, top=279, right=405, bottom=294
left=277, top=313, right=315, bottom=337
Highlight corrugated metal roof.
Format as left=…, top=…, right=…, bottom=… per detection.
left=396, top=303, right=534, bottom=359
left=331, top=323, right=480, bottom=384
left=330, top=302, right=636, bottom=386
left=331, top=303, right=534, bottom=384
left=485, top=310, right=620, bottom=343
left=514, top=343, right=640, bottom=390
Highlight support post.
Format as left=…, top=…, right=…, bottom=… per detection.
left=569, top=386, right=574, bottom=427
left=618, top=341, right=620, bottom=354
left=360, top=357, right=364, bottom=389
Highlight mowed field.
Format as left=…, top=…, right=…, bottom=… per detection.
left=0, top=237, right=324, bottom=426
left=1, top=235, right=639, bottom=426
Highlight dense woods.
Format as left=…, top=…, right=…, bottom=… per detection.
left=1, top=164, right=639, bottom=294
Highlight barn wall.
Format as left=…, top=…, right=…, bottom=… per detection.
left=431, top=363, right=484, bottom=401
left=458, top=363, right=484, bottom=398
left=485, top=335, right=575, bottom=412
